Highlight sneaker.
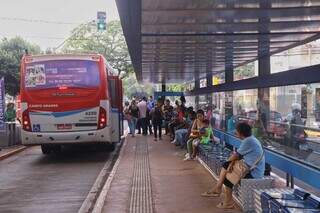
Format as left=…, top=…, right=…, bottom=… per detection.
left=171, top=140, right=176, bottom=144
left=184, top=153, right=190, bottom=158
left=154, top=138, right=158, bottom=141
left=159, top=137, right=162, bottom=141
left=183, top=156, right=192, bottom=161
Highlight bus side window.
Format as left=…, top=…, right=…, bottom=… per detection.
left=108, top=79, right=117, bottom=108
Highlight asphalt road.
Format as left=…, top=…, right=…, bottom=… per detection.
left=0, top=146, right=111, bottom=213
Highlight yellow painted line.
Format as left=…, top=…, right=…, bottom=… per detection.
left=0, top=146, right=28, bottom=161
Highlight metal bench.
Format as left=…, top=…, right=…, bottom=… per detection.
left=198, top=143, right=275, bottom=212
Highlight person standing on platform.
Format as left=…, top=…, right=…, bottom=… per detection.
left=136, top=99, right=142, bottom=134
left=138, top=97, right=148, bottom=135
left=147, top=96, right=155, bottom=135
left=128, top=100, right=139, bottom=137
left=5, top=103, right=16, bottom=122
left=163, top=99, right=174, bottom=135
left=123, top=101, right=132, bottom=134
left=150, top=100, right=164, bottom=141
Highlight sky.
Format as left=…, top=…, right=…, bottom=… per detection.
left=0, top=0, right=119, bottom=49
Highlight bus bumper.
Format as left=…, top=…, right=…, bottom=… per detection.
left=21, top=128, right=111, bottom=145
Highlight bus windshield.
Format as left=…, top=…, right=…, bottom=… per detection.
left=24, top=60, right=100, bottom=90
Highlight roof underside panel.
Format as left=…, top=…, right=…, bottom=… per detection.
left=116, top=0, right=320, bottom=83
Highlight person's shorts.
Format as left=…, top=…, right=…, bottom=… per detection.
left=222, top=161, right=253, bottom=189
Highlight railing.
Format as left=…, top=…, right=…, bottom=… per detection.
left=0, top=122, right=21, bottom=147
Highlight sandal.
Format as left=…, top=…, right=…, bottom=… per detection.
left=216, top=202, right=234, bottom=209
left=201, top=190, right=221, bottom=197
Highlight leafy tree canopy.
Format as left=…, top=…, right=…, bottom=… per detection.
left=62, top=20, right=133, bottom=77
left=0, top=37, right=41, bottom=96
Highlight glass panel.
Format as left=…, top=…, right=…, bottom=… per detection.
left=234, top=62, right=257, bottom=81
left=185, top=96, right=196, bottom=109
left=208, top=84, right=320, bottom=172
left=271, top=40, right=320, bottom=74
left=186, top=82, right=195, bottom=92
left=232, top=89, right=258, bottom=135
left=212, top=92, right=226, bottom=130
left=254, top=83, right=320, bottom=170
left=198, top=95, right=208, bottom=109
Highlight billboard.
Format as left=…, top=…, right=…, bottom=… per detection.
left=0, top=77, right=5, bottom=131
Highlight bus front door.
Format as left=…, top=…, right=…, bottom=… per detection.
left=108, top=76, right=123, bottom=142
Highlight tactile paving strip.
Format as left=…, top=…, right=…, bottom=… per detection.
left=129, top=139, right=154, bottom=213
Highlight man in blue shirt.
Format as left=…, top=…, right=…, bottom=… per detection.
left=201, top=122, right=265, bottom=209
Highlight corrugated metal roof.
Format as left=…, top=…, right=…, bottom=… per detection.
left=116, top=0, right=320, bottom=83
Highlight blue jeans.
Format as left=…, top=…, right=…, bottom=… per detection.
left=175, top=129, right=188, bottom=145
left=129, top=117, right=138, bottom=136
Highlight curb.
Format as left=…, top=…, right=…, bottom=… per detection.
left=92, top=138, right=127, bottom=213
left=0, top=146, right=28, bottom=161
left=78, top=138, right=127, bottom=213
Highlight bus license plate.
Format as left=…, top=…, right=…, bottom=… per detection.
left=57, top=124, right=72, bottom=130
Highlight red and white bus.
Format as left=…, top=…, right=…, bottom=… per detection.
left=20, top=54, right=123, bottom=154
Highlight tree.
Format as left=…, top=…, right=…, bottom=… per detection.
left=166, top=84, right=187, bottom=92
left=0, top=37, right=41, bottom=96
left=62, top=20, right=133, bottom=77
left=122, top=72, right=155, bottom=100
left=234, top=63, right=255, bottom=80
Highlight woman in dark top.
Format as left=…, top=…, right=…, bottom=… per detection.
left=129, top=100, right=139, bottom=137
left=150, top=100, right=164, bottom=141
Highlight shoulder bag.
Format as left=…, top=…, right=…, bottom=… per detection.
left=225, top=149, right=265, bottom=185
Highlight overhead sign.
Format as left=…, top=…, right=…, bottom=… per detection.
left=212, top=76, right=221, bottom=86
left=0, top=77, right=5, bottom=131
left=200, top=78, right=207, bottom=88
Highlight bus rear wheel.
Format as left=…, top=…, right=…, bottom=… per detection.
left=41, top=145, right=51, bottom=154
left=100, top=143, right=116, bottom=152
left=41, top=145, right=61, bottom=154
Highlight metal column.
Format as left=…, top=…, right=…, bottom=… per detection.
left=224, top=0, right=235, bottom=131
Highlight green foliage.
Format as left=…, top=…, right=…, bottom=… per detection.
left=122, top=72, right=155, bottom=99
left=234, top=63, right=255, bottom=80
left=0, top=37, right=41, bottom=96
left=166, top=84, right=187, bottom=92
left=62, top=20, right=133, bottom=76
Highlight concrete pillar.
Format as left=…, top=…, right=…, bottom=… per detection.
left=160, top=83, right=166, bottom=103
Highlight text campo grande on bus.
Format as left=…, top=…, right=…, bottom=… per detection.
left=28, top=104, right=59, bottom=108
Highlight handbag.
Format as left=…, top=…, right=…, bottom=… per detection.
left=225, top=149, right=265, bottom=185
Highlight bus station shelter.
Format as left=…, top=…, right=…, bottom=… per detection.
left=116, top=0, right=320, bottom=195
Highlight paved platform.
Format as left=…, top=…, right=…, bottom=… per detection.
left=102, top=134, right=241, bottom=213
